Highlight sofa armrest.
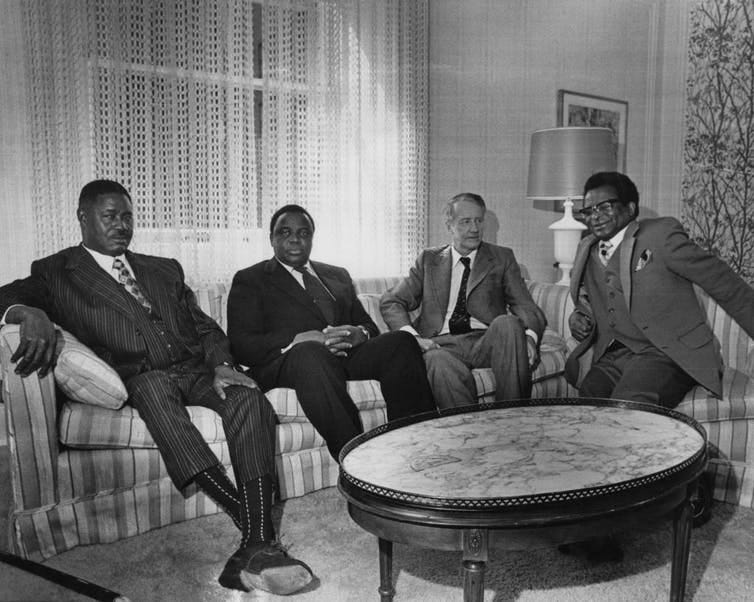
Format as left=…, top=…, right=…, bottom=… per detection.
left=526, top=280, right=573, bottom=340
left=0, top=325, right=60, bottom=509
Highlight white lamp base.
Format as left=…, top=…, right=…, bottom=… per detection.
left=549, top=198, right=587, bottom=286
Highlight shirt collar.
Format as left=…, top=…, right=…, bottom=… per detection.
left=450, top=247, right=477, bottom=267
left=276, top=257, right=312, bottom=274
left=604, top=223, right=632, bottom=249
left=82, top=244, right=127, bottom=273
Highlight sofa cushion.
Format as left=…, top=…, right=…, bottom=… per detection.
left=676, top=367, right=754, bottom=422
left=59, top=402, right=225, bottom=449
left=59, top=401, right=331, bottom=456
left=54, top=329, right=127, bottom=410
left=266, top=381, right=386, bottom=422
left=356, top=292, right=421, bottom=334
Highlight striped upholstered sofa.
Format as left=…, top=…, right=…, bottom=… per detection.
left=3, top=276, right=752, bottom=561
left=0, top=276, right=572, bottom=560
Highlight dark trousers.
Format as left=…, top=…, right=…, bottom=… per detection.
left=254, top=330, right=436, bottom=459
left=579, top=343, right=697, bottom=408
left=126, top=367, right=277, bottom=490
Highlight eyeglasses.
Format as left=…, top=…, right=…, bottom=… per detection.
left=576, top=199, right=624, bottom=220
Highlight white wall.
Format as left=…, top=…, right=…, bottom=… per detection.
left=428, top=0, right=690, bottom=282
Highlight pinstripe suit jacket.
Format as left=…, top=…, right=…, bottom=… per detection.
left=0, top=245, right=234, bottom=382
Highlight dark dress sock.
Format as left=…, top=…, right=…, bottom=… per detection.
left=240, top=474, right=275, bottom=547
left=194, top=465, right=242, bottom=530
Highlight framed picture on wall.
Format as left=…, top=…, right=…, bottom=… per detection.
left=557, top=90, right=628, bottom=171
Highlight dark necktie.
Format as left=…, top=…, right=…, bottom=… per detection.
left=448, top=257, right=471, bottom=335
left=112, top=258, right=153, bottom=312
left=293, top=265, right=337, bottom=325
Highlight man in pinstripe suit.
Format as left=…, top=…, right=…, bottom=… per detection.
left=0, top=180, right=313, bottom=595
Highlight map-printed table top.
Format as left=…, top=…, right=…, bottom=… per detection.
left=341, top=404, right=705, bottom=499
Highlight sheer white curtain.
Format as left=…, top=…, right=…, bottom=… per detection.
left=263, top=0, right=428, bottom=276
left=23, top=0, right=428, bottom=283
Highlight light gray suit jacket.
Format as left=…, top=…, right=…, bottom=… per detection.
left=566, top=217, right=754, bottom=396
left=379, top=242, right=546, bottom=341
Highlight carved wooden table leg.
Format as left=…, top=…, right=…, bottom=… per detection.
left=670, top=487, right=694, bottom=602
left=462, top=529, right=488, bottom=602
left=378, top=538, right=395, bottom=602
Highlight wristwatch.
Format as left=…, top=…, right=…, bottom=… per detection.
left=357, top=325, right=370, bottom=340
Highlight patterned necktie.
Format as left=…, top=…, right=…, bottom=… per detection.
left=293, top=265, right=336, bottom=325
left=448, top=257, right=472, bottom=335
left=599, top=241, right=613, bottom=266
left=112, top=258, right=153, bottom=311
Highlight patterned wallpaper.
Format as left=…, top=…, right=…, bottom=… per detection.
left=682, top=0, right=754, bottom=284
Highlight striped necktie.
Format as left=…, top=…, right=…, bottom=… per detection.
left=112, top=258, right=153, bottom=311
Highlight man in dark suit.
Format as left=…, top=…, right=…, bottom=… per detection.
left=0, top=180, right=313, bottom=595
left=379, top=193, right=546, bottom=408
left=227, top=204, right=435, bottom=459
left=566, top=170, right=754, bottom=406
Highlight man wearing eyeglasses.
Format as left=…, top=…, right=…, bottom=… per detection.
left=565, top=171, right=754, bottom=408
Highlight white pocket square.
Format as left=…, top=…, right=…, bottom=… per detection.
left=635, top=249, right=653, bottom=271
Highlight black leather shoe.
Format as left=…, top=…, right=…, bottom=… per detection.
left=243, top=541, right=314, bottom=595
left=219, top=547, right=252, bottom=592
left=220, top=541, right=314, bottom=595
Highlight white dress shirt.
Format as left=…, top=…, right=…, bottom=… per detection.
left=82, top=245, right=135, bottom=283
left=599, top=224, right=630, bottom=262
left=438, top=248, right=486, bottom=334
left=400, top=247, right=537, bottom=343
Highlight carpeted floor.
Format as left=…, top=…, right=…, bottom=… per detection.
left=1, top=445, right=753, bottom=601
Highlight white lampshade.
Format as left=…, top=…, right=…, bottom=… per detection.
left=526, top=127, right=617, bottom=201
left=525, top=127, right=618, bottom=286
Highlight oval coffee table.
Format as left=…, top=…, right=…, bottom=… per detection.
left=338, top=398, right=707, bottom=602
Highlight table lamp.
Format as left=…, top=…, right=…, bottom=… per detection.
left=526, top=127, right=617, bottom=285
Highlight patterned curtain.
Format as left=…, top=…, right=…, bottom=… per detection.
left=22, top=0, right=428, bottom=283
left=682, top=0, right=754, bottom=284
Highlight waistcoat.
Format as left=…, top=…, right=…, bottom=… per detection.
left=584, top=244, right=653, bottom=357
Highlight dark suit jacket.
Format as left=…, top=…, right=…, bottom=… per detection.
left=227, top=258, right=379, bottom=368
left=379, top=242, right=546, bottom=341
left=567, top=217, right=754, bottom=396
left=0, top=245, right=234, bottom=382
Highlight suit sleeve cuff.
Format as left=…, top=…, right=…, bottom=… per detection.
left=525, top=329, right=538, bottom=345
left=1, top=304, right=24, bottom=326
left=399, top=325, right=421, bottom=337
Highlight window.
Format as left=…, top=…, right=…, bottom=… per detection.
left=25, top=0, right=428, bottom=282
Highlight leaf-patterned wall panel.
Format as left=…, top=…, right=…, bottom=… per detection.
left=682, top=0, right=754, bottom=284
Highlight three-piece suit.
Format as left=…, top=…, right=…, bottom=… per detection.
left=565, top=217, right=754, bottom=404
left=226, top=258, right=435, bottom=459
left=0, top=245, right=275, bottom=489
left=380, top=242, right=547, bottom=407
